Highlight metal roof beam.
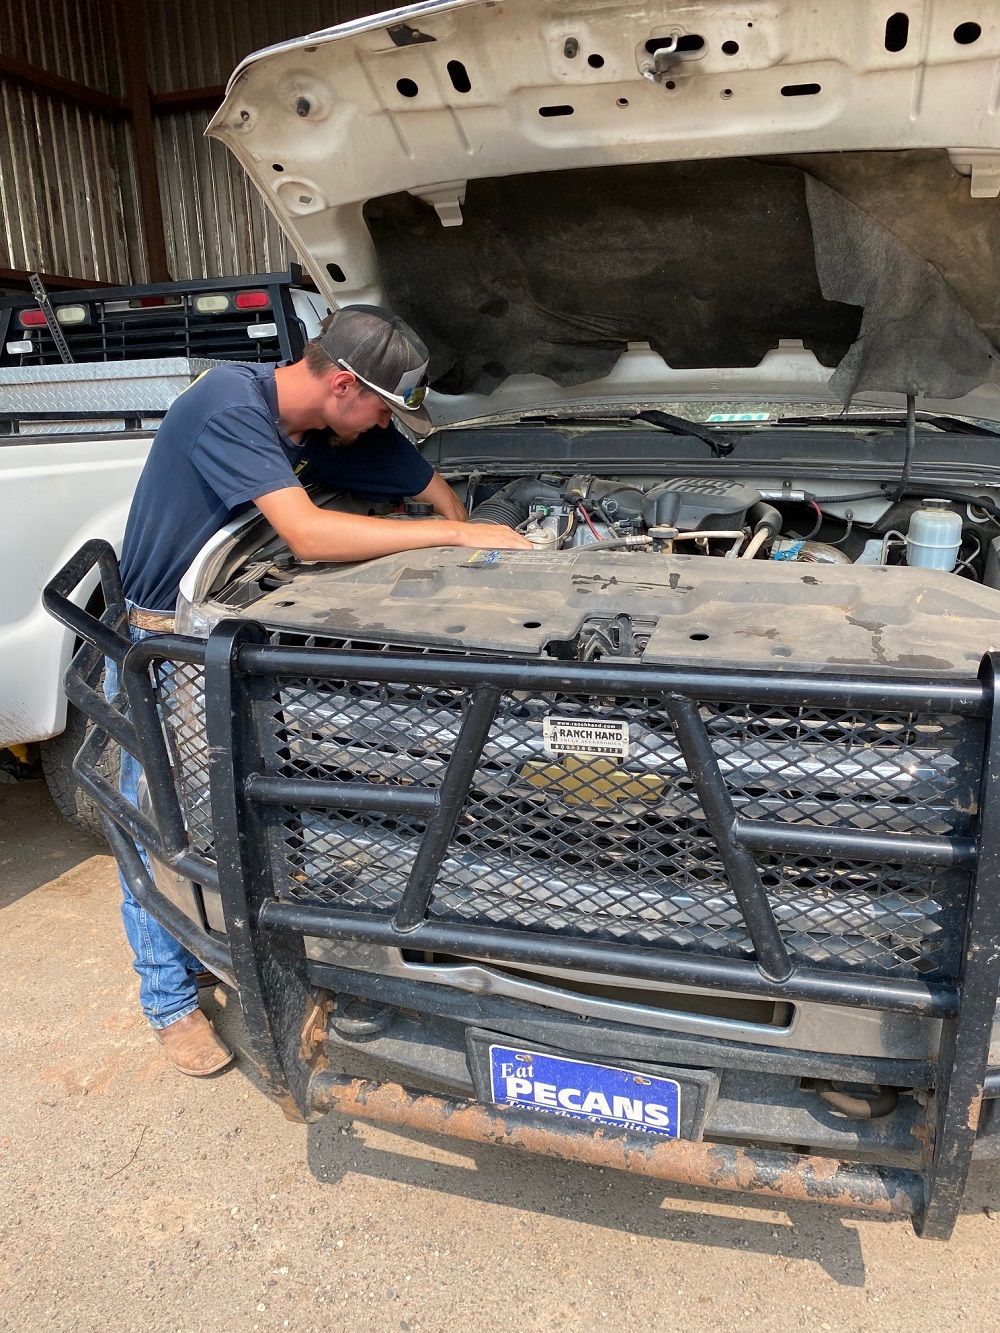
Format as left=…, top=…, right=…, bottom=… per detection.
left=0, top=52, right=125, bottom=114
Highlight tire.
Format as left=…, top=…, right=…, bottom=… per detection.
left=41, top=700, right=120, bottom=843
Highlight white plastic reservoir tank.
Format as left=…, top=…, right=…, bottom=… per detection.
left=905, top=499, right=962, bottom=572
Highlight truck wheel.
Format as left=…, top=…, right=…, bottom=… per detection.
left=41, top=701, right=120, bottom=843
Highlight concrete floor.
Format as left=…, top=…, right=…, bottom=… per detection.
left=3, top=777, right=1000, bottom=1333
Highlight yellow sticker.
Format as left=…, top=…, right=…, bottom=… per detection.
left=517, top=756, right=665, bottom=808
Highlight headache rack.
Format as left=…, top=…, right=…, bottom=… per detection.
left=45, top=540, right=1000, bottom=1240
left=0, top=269, right=307, bottom=367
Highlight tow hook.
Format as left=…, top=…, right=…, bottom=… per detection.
left=814, top=1080, right=900, bottom=1119
left=329, top=995, right=395, bottom=1040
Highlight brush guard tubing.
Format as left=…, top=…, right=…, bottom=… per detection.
left=101, top=815, right=234, bottom=982
left=41, top=535, right=1000, bottom=1241
left=308, top=1070, right=922, bottom=1217
left=43, top=537, right=131, bottom=663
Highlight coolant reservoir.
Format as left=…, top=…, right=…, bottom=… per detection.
left=906, top=500, right=962, bottom=571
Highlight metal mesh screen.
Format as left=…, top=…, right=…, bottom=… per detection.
left=707, top=702, right=976, bottom=837
left=259, top=675, right=977, bottom=981
left=150, top=631, right=475, bottom=859
left=155, top=660, right=213, bottom=856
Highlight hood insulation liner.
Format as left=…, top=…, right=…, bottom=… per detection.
left=805, top=174, right=1000, bottom=402
left=364, top=157, right=996, bottom=404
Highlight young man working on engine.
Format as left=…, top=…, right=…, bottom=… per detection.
left=114, top=304, right=530, bottom=1076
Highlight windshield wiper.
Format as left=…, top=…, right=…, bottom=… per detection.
left=772, top=411, right=1000, bottom=437
left=515, top=409, right=734, bottom=457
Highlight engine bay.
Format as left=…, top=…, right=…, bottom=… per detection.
left=198, top=469, right=1000, bottom=674
left=463, top=473, right=996, bottom=576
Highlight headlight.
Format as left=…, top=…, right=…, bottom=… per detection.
left=173, top=589, right=224, bottom=638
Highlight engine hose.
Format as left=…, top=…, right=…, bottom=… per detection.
left=740, top=528, right=772, bottom=560
left=810, top=488, right=1000, bottom=523
left=747, top=500, right=782, bottom=536
left=807, top=490, right=887, bottom=503
left=469, top=497, right=526, bottom=527
left=803, top=500, right=824, bottom=541
left=741, top=501, right=782, bottom=559
left=902, top=488, right=1000, bottom=522
left=469, top=476, right=564, bottom=528
left=592, top=535, right=652, bottom=549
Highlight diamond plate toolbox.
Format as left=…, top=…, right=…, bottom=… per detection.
left=0, top=358, right=225, bottom=412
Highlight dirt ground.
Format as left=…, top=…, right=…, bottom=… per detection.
left=3, top=779, right=1000, bottom=1333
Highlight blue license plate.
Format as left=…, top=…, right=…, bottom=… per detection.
left=488, top=1044, right=680, bottom=1137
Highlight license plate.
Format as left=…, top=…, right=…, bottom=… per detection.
left=488, top=1044, right=680, bottom=1138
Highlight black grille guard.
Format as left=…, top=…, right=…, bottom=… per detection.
left=44, top=539, right=1000, bottom=1239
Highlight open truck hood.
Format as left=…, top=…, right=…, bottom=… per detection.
left=207, top=1, right=1000, bottom=426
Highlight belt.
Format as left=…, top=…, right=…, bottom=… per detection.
left=128, top=607, right=175, bottom=632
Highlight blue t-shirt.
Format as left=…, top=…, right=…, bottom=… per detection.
left=120, top=361, right=434, bottom=611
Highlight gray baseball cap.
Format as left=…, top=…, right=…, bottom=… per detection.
left=314, top=304, right=432, bottom=435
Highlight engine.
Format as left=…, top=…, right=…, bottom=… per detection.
left=203, top=469, right=1000, bottom=668
left=468, top=474, right=779, bottom=558
left=465, top=473, right=991, bottom=578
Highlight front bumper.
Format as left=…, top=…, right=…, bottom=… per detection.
left=44, top=539, right=1000, bottom=1239
left=145, top=848, right=1000, bottom=1166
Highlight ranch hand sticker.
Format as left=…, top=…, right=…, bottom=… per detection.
left=543, top=716, right=630, bottom=759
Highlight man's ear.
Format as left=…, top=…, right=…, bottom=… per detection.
left=326, top=368, right=355, bottom=399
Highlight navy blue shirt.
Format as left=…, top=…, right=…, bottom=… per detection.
left=120, top=361, right=433, bottom=611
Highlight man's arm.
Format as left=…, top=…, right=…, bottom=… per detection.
left=255, top=487, right=531, bottom=563
left=412, top=470, right=468, bottom=522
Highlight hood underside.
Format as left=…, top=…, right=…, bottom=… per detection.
left=208, top=0, right=1000, bottom=422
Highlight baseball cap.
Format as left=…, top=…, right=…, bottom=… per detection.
left=314, top=304, right=433, bottom=435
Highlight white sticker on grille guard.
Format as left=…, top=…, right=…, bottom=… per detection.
left=543, top=717, right=630, bottom=758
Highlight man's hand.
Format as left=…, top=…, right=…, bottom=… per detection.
left=451, top=521, right=532, bottom=550
left=255, top=487, right=532, bottom=563
left=412, top=471, right=468, bottom=522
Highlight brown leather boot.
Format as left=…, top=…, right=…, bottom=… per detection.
left=154, top=1010, right=234, bottom=1076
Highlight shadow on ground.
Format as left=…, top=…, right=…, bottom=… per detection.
left=306, top=1115, right=875, bottom=1286
left=0, top=778, right=105, bottom=908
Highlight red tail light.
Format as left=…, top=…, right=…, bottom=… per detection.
left=234, top=290, right=270, bottom=309
left=19, top=309, right=47, bottom=327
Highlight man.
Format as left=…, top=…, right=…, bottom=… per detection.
left=115, top=304, right=530, bottom=1076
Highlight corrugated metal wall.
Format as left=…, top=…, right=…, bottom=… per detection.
left=154, top=110, right=294, bottom=280
left=0, top=0, right=384, bottom=286
left=0, top=0, right=119, bottom=91
left=0, top=86, right=139, bottom=281
left=0, top=0, right=142, bottom=283
left=148, top=0, right=379, bottom=281
left=145, top=0, right=369, bottom=91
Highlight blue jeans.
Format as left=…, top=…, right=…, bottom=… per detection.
left=106, top=622, right=201, bottom=1029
